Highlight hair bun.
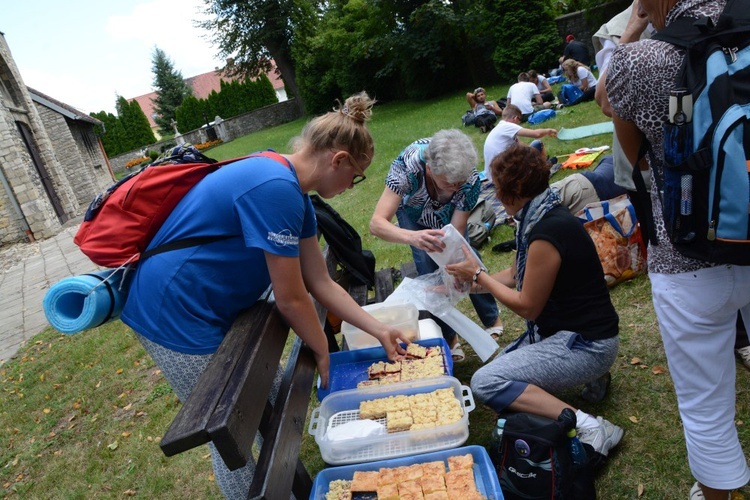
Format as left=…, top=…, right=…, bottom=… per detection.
left=337, top=91, right=375, bottom=124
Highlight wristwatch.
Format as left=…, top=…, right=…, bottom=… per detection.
left=472, top=267, right=484, bottom=282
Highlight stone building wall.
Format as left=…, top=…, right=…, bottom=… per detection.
left=1, top=33, right=111, bottom=245
left=33, top=104, right=113, bottom=207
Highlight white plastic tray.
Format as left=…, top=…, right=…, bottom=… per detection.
left=308, top=376, right=475, bottom=465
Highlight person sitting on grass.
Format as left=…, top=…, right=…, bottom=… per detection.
left=561, top=59, right=598, bottom=106
left=528, top=70, right=555, bottom=103
left=483, top=105, right=557, bottom=185
left=446, top=143, right=623, bottom=460
left=465, top=87, right=504, bottom=133
left=506, top=72, right=552, bottom=122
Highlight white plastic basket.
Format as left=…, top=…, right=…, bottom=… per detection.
left=308, top=376, right=475, bottom=465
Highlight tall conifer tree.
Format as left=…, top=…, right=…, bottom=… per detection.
left=151, top=47, right=192, bottom=135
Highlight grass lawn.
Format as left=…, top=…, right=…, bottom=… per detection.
left=2, top=85, right=749, bottom=498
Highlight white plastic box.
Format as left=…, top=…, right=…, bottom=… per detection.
left=341, top=302, right=420, bottom=350
left=308, top=376, right=475, bottom=465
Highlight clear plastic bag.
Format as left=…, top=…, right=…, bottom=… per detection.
left=398, top=270, right=468, bottom=317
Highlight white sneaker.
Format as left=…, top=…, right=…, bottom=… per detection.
left=578, top=417, right=624, bottom=457
left=689, top=482, right=704, bottom=500
left=736, top=346, right=750, bottom=370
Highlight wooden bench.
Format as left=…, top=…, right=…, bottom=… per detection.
left=159, top=252, right=418, bottom=499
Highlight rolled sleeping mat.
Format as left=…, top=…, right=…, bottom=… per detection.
left=43, top=269, right=128, bottom=334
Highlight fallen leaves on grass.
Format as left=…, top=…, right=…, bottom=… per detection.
left=123, top=489, right=137, bottom=496
left=107, top=441, right=118, bottom=450
left=629, top=416, right=639, bottom=424
left=638, top=483, right=644, bottom=497
left=651, top=365, right=667, bottom=375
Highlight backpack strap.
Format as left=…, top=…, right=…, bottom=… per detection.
left=139, top=151, right=292, bottom=263
left=631, top=140, right=658, bottom=247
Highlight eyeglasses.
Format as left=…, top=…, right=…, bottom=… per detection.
left=337, top=150, right=367, bottom=185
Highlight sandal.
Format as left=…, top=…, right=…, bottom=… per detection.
left=485, top=325, right=505, bottom=340
left=451, top=343, right=466, bottom=363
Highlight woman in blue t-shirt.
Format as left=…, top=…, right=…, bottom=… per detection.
left=446, top=144, right=623, bottom=459
left=121, top=92, right=409, bottom=498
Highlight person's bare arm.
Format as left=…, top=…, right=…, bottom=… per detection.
left=449, top=209, right=470, bottom=236
left=540, top=79, right=553, bottom=94
left=518, top=127, right=558, bottom=139
left=486, top=100, right=503, bottom=115
left=446, top=241, right=560, bottom=320
left=265, top=251, right=331, bottom=388
left=370, top=187, right=446, bottom=253
left=298, top=238, right=408, bottom=361
left=596, top=1, right=650, bottom=117
left=466, top=92, right=478, bottom=110
left=534, top=92, right=543, bottom=105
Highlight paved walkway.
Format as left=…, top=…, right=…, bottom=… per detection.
left=0, top=220, right=99, bottom=364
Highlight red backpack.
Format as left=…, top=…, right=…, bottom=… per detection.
left=74, top=150, right=289, bottom=267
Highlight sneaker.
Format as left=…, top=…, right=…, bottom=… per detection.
left=581, top=372, right=611, bottom=403
left=689, top=482, right=704, bottom=499
left=736, top=346, right=750, bottom=370
left=578, top=417, right=624, bottom=457
left=479, top=125, right=487, bottom=134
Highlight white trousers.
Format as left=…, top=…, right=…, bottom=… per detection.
left=650, top=265, right=750, bottom=490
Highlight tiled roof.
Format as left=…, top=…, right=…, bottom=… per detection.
left=27, top=87, right=102, bottom=125
left=128, top=65, right=284, bottom=129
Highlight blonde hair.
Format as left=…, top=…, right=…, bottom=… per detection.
left=561, top=59, right=590, bottom=83
left=297, top=91, right=376, bottom=168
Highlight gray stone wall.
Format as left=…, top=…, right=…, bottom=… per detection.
left=33, top=105, right=109, bottom=208
left=555, top=0, right=632, bottom=66
left=1, top=33, right=112, bottom=245
left=108, top=99, right=303, bottom=174
left=213, top=99, right=302, bottom=144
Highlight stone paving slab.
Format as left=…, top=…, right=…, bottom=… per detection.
left=0, top=221, right=102, bottom=365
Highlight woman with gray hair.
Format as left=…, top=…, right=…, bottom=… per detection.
left=370, top=129, right=504, bottom=361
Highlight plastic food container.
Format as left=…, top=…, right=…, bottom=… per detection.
left=308, top=376, right=475, bottom=465
left=317, top=337, right=453, bottom=401
left=341, top=303, right=420, bottom=350
left=310, top=445, right=503, bottom=499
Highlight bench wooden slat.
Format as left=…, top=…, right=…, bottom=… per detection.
left=249, top=339, right=316, bottom=499
left=206, top=304, right=291, bottom=469
left=159, top=299, right=275, bottom=456
left=374, top=268, right=395, bottom=303
left=400, top=261, right=418, bottom=279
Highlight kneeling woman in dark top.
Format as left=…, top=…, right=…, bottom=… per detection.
left=446, top=144, right=623, bottom=457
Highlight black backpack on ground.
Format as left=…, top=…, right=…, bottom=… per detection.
left=310, top=194, right=375, bottom=288
left=492, top=410, right=596, bottom=500
left=634, top=0, right=750, bottom=265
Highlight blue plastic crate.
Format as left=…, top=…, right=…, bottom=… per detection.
left=310, top=445, right=503, bottom=499
left=317, top=337, right=453, bottom=401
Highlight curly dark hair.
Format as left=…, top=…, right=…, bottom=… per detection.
left=490, top=143, right=550, bottom=205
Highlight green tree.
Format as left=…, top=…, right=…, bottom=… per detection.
left=175, top=95, right=207, bottom=132
left=295, top=0, right=498, bottom=113
left=151, top=47, right=192, bottom=135
left=90, top=111, right=127, bottom=157
left=198, top=0, right=319, bottom=112
left=480, top=0, right=560, bottom=80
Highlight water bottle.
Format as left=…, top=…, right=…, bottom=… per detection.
left=489, top=418, right=506, bottom=464
left=567, top=428, right=587, bottom=468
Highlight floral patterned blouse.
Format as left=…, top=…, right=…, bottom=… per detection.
left=385, top=138, right=480, bottom=230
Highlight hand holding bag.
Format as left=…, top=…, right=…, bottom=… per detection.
left=576, top=194, right=647, bottom=287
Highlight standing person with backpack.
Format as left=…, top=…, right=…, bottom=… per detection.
left=120, top=92, right=409, bottom=498
left=607, top=0, right=750, bottom=497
